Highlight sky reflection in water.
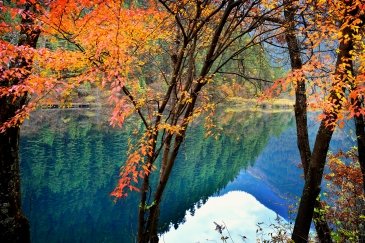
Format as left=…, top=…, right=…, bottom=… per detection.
left=163, top=191, right=285, bottom=242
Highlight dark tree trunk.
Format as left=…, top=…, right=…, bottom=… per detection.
left=0, top=127, right=30, bottom=243
left=138, top=132, right=160, bottom=243
left=137, top=169, right=153, bottom=243
left=354, top=113, right=365, bottom=243
left=139, top=134, right=185, bottom=243
left=0, top=2, right=40, bottom=241
left=353, top=103, right=365, bottom=242
left=292, top=7, right=355, bottom=239
left=283, top=2, right=332, bottom=242
left=292, top=122, right=334, bottom=242
left=136, top=2, right=240, bottom=241
left=354, top=113, right=365, bottom=192
left=283, top=9, right=311, bottom=175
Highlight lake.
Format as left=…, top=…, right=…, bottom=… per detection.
left=19, top=109, right=354, bottom=242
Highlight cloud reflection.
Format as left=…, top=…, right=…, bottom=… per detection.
left=161, top=191, right=287, bottom=242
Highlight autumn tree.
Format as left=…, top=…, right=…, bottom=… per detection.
left=0, top=0, right=112, bottom=240
left=264, top=0, right=365, bottom=241
left=0, top=0, right=285, bottom=241
left=282, top=0, right=332, bottom=241
left=291, top=1, right=365, bottom=241
left=2, top=1, right=288, bottom=242
left=324, top=150, right=365, bottom=242
left=97, top=1, right=285, bottom=242
left=0, top=1, right=40, bottom=241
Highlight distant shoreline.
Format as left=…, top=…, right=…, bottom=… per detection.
left=225, top=97, right=294, bottom=113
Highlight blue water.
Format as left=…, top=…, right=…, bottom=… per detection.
left=19, top=110, right=354, bottom=242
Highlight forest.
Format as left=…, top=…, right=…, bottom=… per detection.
left=0, top=0, right=365, bottom=242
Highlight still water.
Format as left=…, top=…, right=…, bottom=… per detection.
left=19, top=110, right=354, bottom=242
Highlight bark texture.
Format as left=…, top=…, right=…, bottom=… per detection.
left=0, top=2, right=40, bottom=242
left=355, top=113, right=365, bottom=193
left=0, top=127, right=30, bottom=243
left=283, top=2, right=332, bottom=242
left=292, top=12, right=355, bottom=242
left=353, top=100, right=365, bottom=242
left=292, top=123, right=334, bottom=242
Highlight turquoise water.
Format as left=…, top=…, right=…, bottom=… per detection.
left=19, top=110, right=354, bottom=242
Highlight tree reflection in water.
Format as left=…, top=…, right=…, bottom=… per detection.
left=20, top=109, right=293, bottom=242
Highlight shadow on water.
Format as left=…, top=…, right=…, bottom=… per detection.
left=19, top=109, right=316, bottom=242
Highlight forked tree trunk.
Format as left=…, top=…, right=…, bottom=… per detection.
left=283, top=2, right=332, bottom=242
left=137, top=2, right=240, bottom=241
left=292, top=12, right=355, bottom=241
left=292, top=122, right=334, bottom=242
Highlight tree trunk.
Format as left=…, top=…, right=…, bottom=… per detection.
left=0, top=127, right=30, bottom=243
left=292, top=8, right=355, bottom=239
left=354, top=113, right=365, bottom=193
left=283, top=2, right=332, bottom=242
left=354, top=111, right=365, bottom=243
left=137, top=169, right=152, bottom=243
left=292, top=122, right=334, bottom=242
left=141, top=134, right=185, bottom=243
left=0, top=2, right=40, bottom=241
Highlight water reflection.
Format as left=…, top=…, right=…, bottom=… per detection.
left=19, top=109, right=296, bottom=242
left=162, top=191, right=283, bottom=242
left=161, top=115, right=354, bottom=242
